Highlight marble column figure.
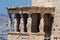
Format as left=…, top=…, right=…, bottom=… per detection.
left=8, top=14, right=12, bottom=32
left=19, top=14, right=24, bottom=33
left=14, top=14, right=18, bottom=32
left=39, top=16, right=44, bottom=33
left=26, top=14, right=32, bottom=33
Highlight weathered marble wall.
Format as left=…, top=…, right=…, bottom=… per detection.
left=51, top=0, right=60, bottom=40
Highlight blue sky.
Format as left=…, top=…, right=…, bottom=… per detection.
left=0, top=0, right=31, bottom=15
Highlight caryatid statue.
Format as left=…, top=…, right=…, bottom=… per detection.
left=39, top=17, right=44, bottom=33
left=19, top=14, right=24, bottom=33
left=26, top=14, right=32, bottom=33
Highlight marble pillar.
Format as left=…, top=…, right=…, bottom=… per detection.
left=27, top=14, right=32, bottom=33
left=14, top=14, right=18, bottom=32
left=8, top=14, right=12, bottom=32
left=19, top=14, right=24, bottom=33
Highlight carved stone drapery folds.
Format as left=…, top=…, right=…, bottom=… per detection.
left=39, top=17, right=44, bottom=33
left=19, top=17, right=24, bottom=33
left=14, top=14, right=18, bottom=32
left=27, top=16, right=32, bottom=33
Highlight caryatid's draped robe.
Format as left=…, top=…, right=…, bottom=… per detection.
left=27, top=17, right=32, bottom=33
left=39, top=17, right=44, bottom=33
left=19, top=17, right=24, bottom=33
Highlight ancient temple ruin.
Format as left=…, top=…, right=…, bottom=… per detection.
left=7, top=0, right=60, bottom=40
